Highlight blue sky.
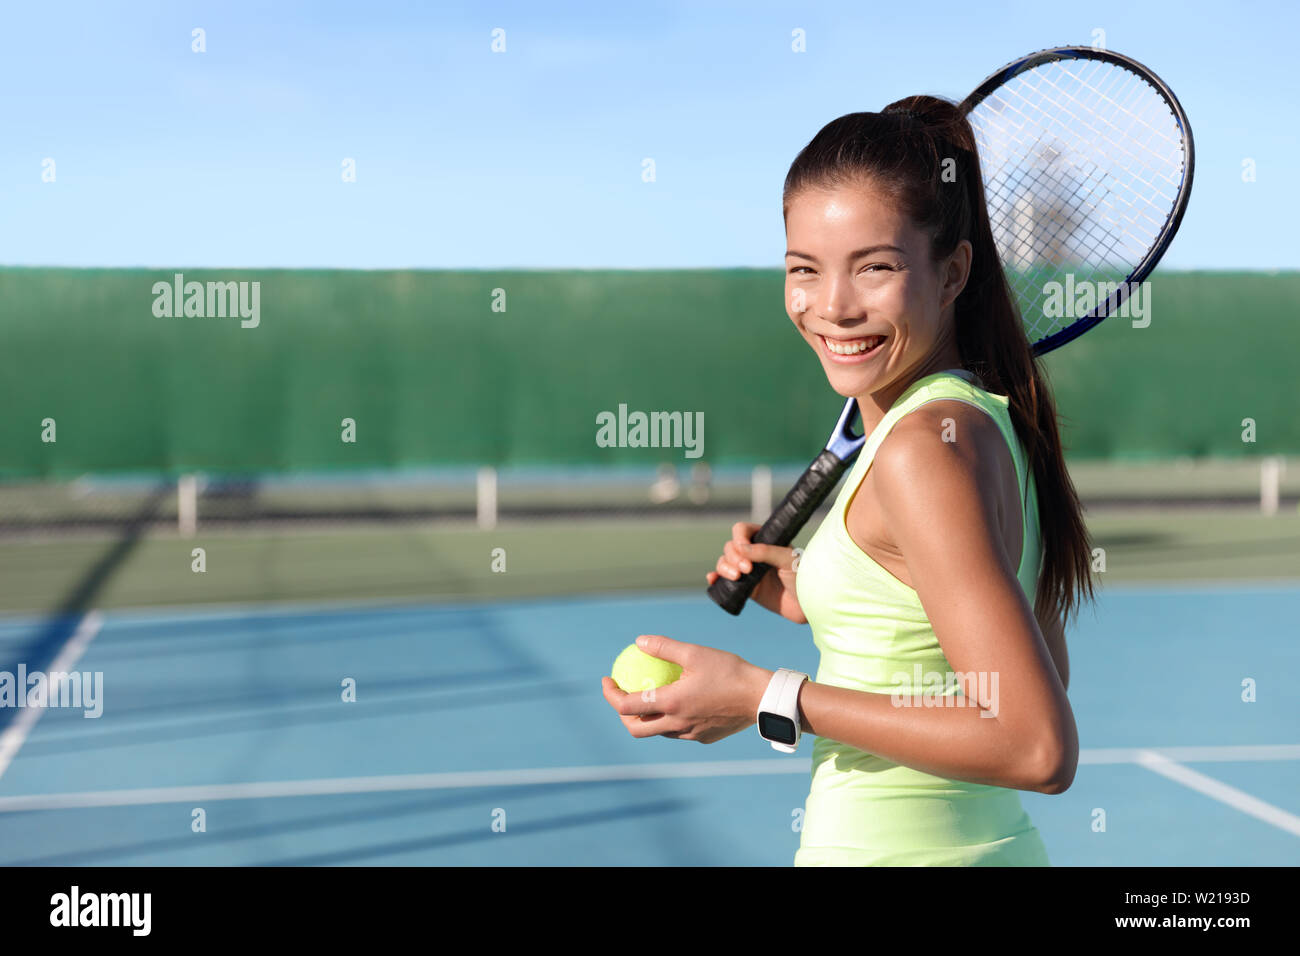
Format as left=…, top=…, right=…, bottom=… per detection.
left=2, top=0, right=1295, bottom=269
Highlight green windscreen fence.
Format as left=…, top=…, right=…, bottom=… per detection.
left=0, top=268, right=1294, bottom=478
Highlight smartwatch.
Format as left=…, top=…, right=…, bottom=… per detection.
left=757, top=668, right=809, bottom=753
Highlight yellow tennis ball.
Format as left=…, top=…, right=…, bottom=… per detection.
left=611, top=643, right=682, bottom=694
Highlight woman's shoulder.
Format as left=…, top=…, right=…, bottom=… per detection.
left=877, top=397, right=1006, bottom=475
left=869, top=393, right=1015, bottom=522
left=884, top=371, right=1014, bottom=457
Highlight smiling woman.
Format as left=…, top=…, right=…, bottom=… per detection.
left=605, top=95, right=1092, bottom=867
left=771, top=96, right=1090, bottom=865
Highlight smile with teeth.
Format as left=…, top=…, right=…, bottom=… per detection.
left=822, top=334, right=885, bottom=355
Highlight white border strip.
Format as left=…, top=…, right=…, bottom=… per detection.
left=0, top=611, right=104, bottom=782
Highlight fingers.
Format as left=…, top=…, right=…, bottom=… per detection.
left=714, top=556, right=740, bottom=580
left=715, top=522, right=758, bottom=579
left=715, top=522, right=792, bottom=579
left=624, top=713, right=677, bottom=738
left=721, top=538, right=753, bottom=576
left=600, top=677, right=680, bottom=738
left=600, top=674, right=677, bottom=716
left=731, top=521, right=761, bottom=567
left=634, top=633, right=688, bottom=666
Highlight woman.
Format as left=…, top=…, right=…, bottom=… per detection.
left=601, top=95, right=1091, bottom=866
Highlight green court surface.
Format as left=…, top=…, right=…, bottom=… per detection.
left=0, top=509, right=1297, bottom=615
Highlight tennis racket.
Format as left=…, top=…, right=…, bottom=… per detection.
left=709, top=45, right=1195, bottom=615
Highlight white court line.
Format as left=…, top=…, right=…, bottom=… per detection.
left=1135, top=749, right=1300, bottom=837
left=0, top=744, right=1297, bottom=814
left=1082, top=744, right=1300, bottom=764
left=0, top=610, right=104, bottom=782
left=0, top=587, right=709, bottom=630
left=0, top=758, right=814, bottom=812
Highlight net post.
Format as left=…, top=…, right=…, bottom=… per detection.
left=1261, top=457, right=1283, bottom=515
left=178, top=473, right=198, bottom=537
left=477, top=467, right=497, bottom=530
left=751, top=465, right=772, bottom=523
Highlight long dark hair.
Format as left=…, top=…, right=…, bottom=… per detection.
left=783, top=95, right=1094, bottom=625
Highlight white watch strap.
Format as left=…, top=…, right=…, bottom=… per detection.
left=757, top=668, right=808, bottom=753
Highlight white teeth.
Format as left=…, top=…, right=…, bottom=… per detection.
left=825, top=335, right=883, bottom=355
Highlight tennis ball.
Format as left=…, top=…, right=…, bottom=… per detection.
left=611, top=643, right=682, bottom=694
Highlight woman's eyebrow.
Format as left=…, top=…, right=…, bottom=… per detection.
left=785, top=245, right=906, bottom=261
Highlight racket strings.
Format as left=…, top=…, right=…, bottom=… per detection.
left=978, top=70, right=1181, bottom=328
left=979, top=81, right=1175, bottom=259
left=967, top=56, right=1189, bottom=344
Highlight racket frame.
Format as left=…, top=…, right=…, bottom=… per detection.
left=959, top=46, right=1196, bottom=354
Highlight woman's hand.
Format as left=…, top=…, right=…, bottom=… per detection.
left=601, top=635, right=772, bottom=744
left=706, top=521, right=808, bottom=624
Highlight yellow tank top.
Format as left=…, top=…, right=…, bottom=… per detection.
left=792, top=370, right=1050, bottom=866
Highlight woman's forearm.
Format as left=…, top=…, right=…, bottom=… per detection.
left=794, top=679, right=1076, bottom=793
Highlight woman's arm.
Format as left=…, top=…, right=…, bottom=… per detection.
left=1038, top=607, right=1070, bottom=692
left=794, top=406, right=1078, bottom=794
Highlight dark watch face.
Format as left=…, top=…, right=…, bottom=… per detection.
left=759, top=712, right=796, bottom=746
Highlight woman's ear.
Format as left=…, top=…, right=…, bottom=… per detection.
left=939, top=239, right=973, bottom=310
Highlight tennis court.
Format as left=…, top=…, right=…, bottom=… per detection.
left=0, top=499, right=1297, bottom=866
left=3, top=3, right=1297, bottom=869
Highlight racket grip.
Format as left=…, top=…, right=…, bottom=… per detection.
left=707, top=449, right=851, bottom=615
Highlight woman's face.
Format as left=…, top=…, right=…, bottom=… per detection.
left=783, top=181, right=969, bottom=408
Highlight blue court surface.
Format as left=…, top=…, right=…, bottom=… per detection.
left=0, top=584, right=1296, bottom=866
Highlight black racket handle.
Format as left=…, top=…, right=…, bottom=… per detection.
left=707, top=449, right=853, bottom=615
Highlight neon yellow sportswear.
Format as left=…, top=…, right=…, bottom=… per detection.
left=792, top=370, right=1050, bottom=866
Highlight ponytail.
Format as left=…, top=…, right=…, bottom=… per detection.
left=784, top=97, right=1095, bottom=624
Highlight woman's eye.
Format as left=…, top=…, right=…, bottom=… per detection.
left=787, top=264, right=894, bottom=275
